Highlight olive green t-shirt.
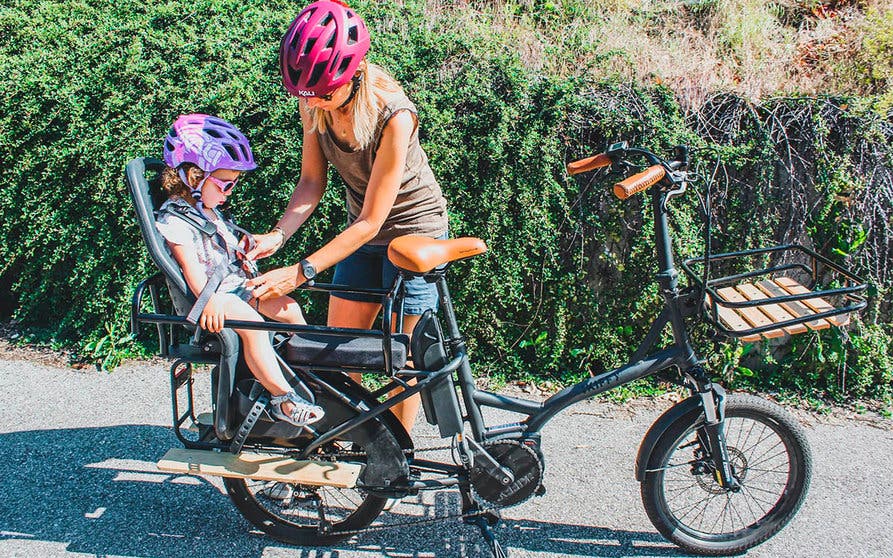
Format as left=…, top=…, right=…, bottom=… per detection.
left=316, top=90, right=449, bottom=245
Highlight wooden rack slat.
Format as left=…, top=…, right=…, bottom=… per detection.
left=735, top=283, right=808, bottom=335
left=710, top=277, right=848, bottom=341
left=755, top=280, right=830, bottom=331
left=774, top=277, right=849, bottom=327
left=716, top=287, right=786, bottom=339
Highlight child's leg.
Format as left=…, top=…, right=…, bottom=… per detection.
left=219, top=295, right=321, bottom=424
left=218, top=294, right=294, bottom=395
left=257, top=294, right=305, bottom=325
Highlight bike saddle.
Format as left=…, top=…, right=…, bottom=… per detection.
left=387, top=235, right=487, bottom=273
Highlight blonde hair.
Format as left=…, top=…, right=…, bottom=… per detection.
left=303, top=62, right=402, bottom=150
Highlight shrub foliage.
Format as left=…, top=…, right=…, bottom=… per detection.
left=0, top=0, right=890, bottom=399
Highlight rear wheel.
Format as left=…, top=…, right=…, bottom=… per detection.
left=224, top=441, right=387, bottom=545
left=641, top=394, right=811, bottom=555
left=225, top=377, right=407, bottom=545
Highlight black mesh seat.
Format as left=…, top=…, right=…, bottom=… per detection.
left=286, top=332, right=409, bottom=370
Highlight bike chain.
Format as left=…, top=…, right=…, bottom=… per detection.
left=302, top=443, right=508, bottom=538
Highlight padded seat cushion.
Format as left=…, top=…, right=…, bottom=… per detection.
left=286, top=332, right=409, bottom=370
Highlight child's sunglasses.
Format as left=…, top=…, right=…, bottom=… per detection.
left=205, top=174, right=239, bottom=194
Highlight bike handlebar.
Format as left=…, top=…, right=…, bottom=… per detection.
left=567, top=144, right=686, bottom=200
left=613, top=165, right=666, bottom=200
left=566, top=152, right=612, bottom=175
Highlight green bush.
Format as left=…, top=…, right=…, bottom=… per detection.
left=0, top=0, right=890, bottom=400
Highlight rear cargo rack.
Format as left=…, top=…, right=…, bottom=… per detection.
left=681, top=244, right=868, bottom=342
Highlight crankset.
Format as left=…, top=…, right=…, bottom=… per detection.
left=469, top=440, right=545, bottom=507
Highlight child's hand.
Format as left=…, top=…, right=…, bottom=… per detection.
left=243, top=231, right=284, bottom=261
left=199, top=294, right=227, bottom=333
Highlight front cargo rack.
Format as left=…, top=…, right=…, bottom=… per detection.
left=681, top=244, right=868, bottom=342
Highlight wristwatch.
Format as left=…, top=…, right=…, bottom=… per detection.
left=299, top=259, right=317, bottom=284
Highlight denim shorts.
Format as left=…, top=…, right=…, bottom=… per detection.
left=331, top=234, right=446, bottom=315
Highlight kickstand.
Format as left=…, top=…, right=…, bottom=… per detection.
left=472, top=514, right=509, bottom=558
left=460, top=485, right=509, bottom=558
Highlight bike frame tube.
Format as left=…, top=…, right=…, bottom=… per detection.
left=452, top=185, right=703, bottom=438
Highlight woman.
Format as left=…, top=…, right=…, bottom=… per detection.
left=246, top=0, right=449, bottom=434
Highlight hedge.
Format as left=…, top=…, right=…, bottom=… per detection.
left=0, top=0, right=890, bottom=400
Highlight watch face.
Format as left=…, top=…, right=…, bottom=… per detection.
left=301, top=260, right=316, bottom=280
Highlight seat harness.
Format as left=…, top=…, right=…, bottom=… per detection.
left=158, top=202, right=259, bottom=326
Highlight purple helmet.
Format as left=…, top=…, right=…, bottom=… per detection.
left=280, top=1, right=371, bottom=98
left=162, top=114, right=256, bottom=173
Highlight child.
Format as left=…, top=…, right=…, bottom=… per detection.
left=157, top=113, right=323, bottom=427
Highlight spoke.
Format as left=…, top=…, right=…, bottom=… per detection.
left=746, top=447, right=789, bottom=470
left=673, top=492, right=718, bottom=522
left=741, top=483, right=785, bottom=498
left=740, top=485, right=777, bottom=507
left=741, top=433, right=782, bottom=464
left=696, top=492, right=714, bottom=531
left=709, top=494, right=727, bottom=533
left=728, top=493, right=751, bottom=531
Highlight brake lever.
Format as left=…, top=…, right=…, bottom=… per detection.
left=662, top=169, right=689, bottom=211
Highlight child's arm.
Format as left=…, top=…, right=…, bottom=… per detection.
left=167, top=243, right=228, bottom=332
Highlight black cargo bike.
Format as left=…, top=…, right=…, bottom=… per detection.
left=127, top=141, right=867, bottom=557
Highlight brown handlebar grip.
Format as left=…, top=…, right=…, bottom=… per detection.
left=567, top=153, right=612, bottom=175
left=613, top=165, right=666, bottom=200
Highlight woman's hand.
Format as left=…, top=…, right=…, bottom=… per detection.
left=243, top=231, right=284, bottom=261
left=199, top=293, right=227, bottom=333
left=247, top=265, right=304, bottom=301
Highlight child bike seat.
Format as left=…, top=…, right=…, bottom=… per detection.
left=125, top=157, right=242, bottom=441
left=285, top=332, right=409, bottom=370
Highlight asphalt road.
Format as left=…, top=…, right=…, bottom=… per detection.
left=1, top=354, right=891, bottom=558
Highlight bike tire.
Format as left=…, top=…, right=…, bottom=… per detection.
left=223, top=378, right=405, bottom=546
left=641, top=393, right=812, bottom=556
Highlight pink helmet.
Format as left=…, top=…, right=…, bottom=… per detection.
left=280, top=1, right=371, bottom=98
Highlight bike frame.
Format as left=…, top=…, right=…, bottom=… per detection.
left=133, top=147, right=737, bottom=490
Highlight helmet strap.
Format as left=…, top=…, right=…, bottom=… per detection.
left=179, top=167, right=207, bottom=214
left=337, top=75, right=362, bottom=110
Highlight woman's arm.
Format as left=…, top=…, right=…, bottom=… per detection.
left=249, top=110, right=414, bottom=300
left=243, top=106, right=329, bottom=261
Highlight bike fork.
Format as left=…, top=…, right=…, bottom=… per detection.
left=689, top=368, right=741, bottom=492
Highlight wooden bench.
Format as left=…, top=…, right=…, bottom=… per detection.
left=708, top=277, right=849, bottom=342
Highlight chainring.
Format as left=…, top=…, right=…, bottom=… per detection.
left=469, top=440, right=544, bottom=507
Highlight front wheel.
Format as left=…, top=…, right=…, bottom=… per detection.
left=641, top=394, right=812, bottom=556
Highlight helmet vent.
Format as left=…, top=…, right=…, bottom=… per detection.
left=307, top=61, right=326, bottom=88
left=347, top=25, right=358, bottom=44
left=326, top=33, right=336, bottom=49
left=287, top=65, right=302, bottom=85
left=224, top=144, right=239, bottom=161
left=168, top=127, right=178, bottom=138
left=321, top=13, right=333, bottom=26
left=335, top=56, right=351, bottom=79
left=302, top=37, right=317, bottom=56
left=206, top=129, right=223, bottom=139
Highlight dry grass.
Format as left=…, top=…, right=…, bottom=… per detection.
left=421, top=0, right=892, bottom=110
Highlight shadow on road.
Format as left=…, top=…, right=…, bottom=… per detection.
left=1, top=425, right=683, bottom=557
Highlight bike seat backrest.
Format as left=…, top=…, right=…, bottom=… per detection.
left=387, top=235, right=487, bottom=274
left=125, top=157, right=195, bottom=315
